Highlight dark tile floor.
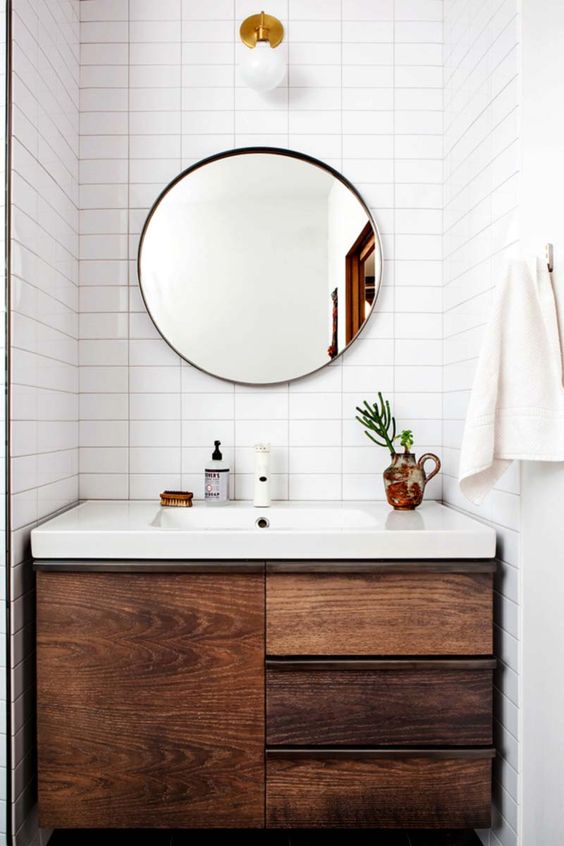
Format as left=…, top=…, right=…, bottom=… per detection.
left=49, top=829, right=482, bottom=846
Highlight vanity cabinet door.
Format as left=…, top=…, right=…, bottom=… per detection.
left=36, top=572, right=265, bottom=829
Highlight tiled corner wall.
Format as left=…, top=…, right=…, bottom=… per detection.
left=79, top=0, right=444, bottom=502
left=4, top=1, right=524, bottom=844
left=10, top=0, right=80, bottom=842
left=442, top=1, right=520, bottom=844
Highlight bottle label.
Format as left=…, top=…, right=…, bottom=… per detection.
left=205, top=469, right=229, bottom=502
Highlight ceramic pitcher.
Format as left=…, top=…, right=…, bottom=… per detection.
left=383, top=451, right=441, bottom=511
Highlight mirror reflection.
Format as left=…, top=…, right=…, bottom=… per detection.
left=138, top=149, right=382, bottom=384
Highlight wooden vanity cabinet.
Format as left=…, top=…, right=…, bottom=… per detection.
left=35, top=558, right=495, bottom=831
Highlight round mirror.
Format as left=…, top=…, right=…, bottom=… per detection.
left=138, top=148, right=382, bottom=385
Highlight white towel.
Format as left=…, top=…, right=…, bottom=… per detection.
left=459, top=257, right=564, bottom=504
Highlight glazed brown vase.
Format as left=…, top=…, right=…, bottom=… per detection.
left=383, top=451, right=441, bottom=511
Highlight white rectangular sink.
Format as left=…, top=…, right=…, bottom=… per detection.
left=31, top=500, right=496, bottom=560
left=154, top=504, right=386, bottom=531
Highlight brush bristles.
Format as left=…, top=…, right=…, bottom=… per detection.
left=160, top=490, right=193, bottom=508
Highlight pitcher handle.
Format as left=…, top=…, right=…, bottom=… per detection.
left=417, top=452, right=441, bottom=485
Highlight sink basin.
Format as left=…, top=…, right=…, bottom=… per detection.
left=153, top=502, right=382, bottom=531
left=31, top=500, right=496, bottom=560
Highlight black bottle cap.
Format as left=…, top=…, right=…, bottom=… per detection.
left=212, top=440, right=222, bottom=460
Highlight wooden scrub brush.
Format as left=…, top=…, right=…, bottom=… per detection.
left=160, top=490, right=193, bottom=507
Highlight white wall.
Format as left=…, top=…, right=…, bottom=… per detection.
left=10, top=0, right=80, bottom=843
left=519, top=1, right=564, bottom=843
left=7, top=3, right=547, bottom=844
left=79, top=0, right=444, bottom=503
left=442, top=1, right=521, bottom=844
left=7, top=3, right=533, bottom=844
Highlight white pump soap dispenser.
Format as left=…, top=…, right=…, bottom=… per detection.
left=253, top=443, right=271, bottom=507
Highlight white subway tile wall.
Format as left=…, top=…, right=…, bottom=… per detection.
left=443, top=1, right=520, bottom=845
left=5, top=2, right=522, bottom=845
left=10, top=0, right=80, bottom=843
left=79, top=0, right=444, bottom=503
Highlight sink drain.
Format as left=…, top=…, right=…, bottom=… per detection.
left=255, top=516, right=270, bottom=529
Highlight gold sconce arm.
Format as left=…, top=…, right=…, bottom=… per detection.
left=240, top=10, right=284, bottom=48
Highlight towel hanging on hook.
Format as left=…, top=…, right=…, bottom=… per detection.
left=459, top=256, right=564, bottom=504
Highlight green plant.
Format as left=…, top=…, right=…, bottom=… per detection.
left=355, top=392, right=397, bottom=454
left=395, top=429, right=414, bottom=452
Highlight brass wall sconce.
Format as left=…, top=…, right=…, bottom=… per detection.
left=239, top=11, right=286, bottom=92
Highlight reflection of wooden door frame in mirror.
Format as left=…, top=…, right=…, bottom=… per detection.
left=138, top=147, right=383, bottom=385
left=345, top=221, right=376, bottom=345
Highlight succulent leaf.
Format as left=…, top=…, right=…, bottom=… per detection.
left=355, top=392, right=397, bottom=454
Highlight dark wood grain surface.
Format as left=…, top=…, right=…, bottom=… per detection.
left=37, top=562, right=495, bottom=832
left=266, top=663, right=493, bottom=746
left=266, top=753, right=493, bottom=829
left=37, top=572, right=265, bottom=829
left=266, top=573, right=493, bottom=655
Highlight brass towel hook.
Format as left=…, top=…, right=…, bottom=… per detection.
left=546, top=243, right=554, bottom=273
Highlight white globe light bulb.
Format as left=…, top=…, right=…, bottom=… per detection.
left=240, top=41, right=286, bottom=92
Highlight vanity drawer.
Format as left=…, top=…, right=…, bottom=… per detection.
left=266, top=659, right=494, bottom=746
left=266, top=571, right=493, bottom=656
left=266, top=749, right=494, bottom=829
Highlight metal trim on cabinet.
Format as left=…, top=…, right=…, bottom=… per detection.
left=266, top=748, right=496, bottom=760
left=266, top=658, right=497, bottom=670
